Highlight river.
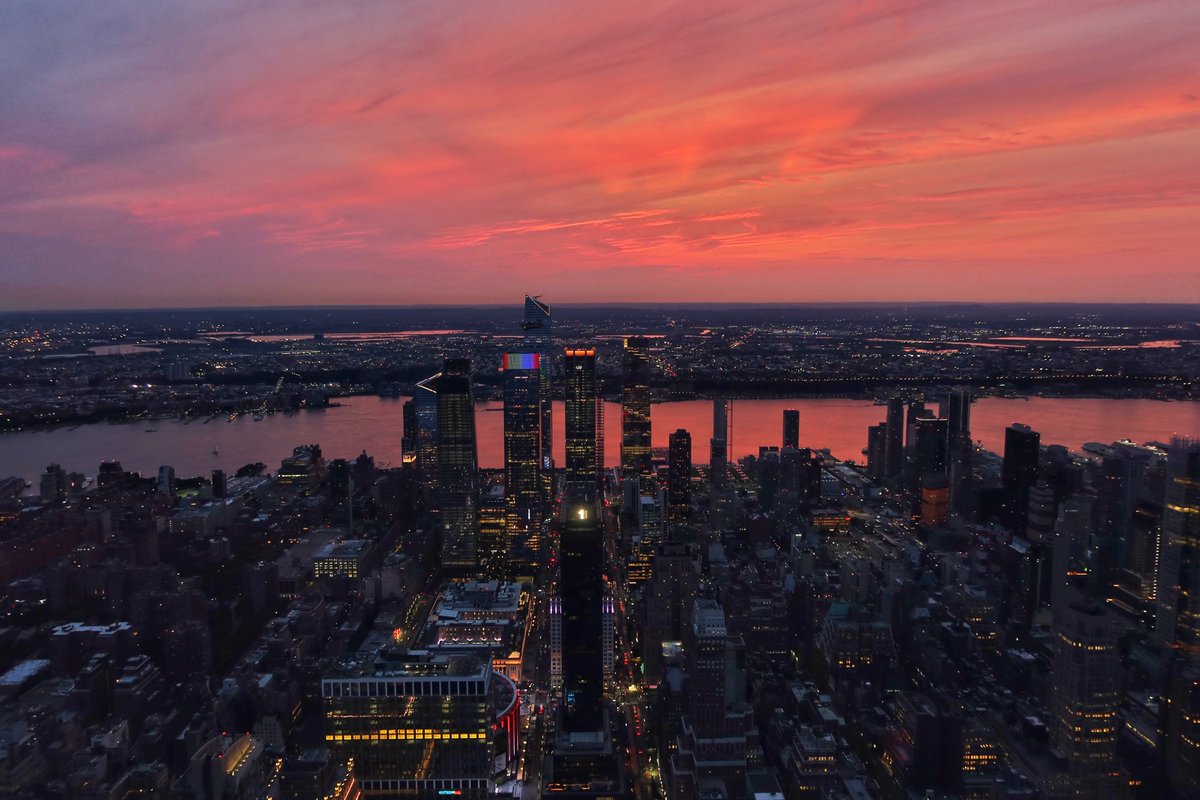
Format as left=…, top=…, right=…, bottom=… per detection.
left=0, top=396, right=1196, bottom=484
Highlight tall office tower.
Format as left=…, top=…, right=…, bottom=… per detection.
left=1001, top=423, right=1040, bottom=534
left=911, top=417, right=949, bottom=478
left=502, top=353, right=542, bottom=573
left=667, top=429, right=693, bottom=526
left=157, top=465, right=175, bottom=496
left=522, top=296, right=554, bottom=498
left=564, top=348, right=598, bottom=487
left=414, top=372, right=440, bottom=495
left=1157, top=438, right=1200, bottom=797
left=1121, top=499, right=1161, bottom=612
left=39, top=463, right=68, bottom=503
left=641, top=541, right=700, bottom=681
left=400, top=398, right=418, bottom=464
left=711, top=399, right=729, bottom=489
left=757, top=448, right=781, bottom=511
left=949, top=440, right=976, bottom=518
left=620, top=337, right=653, bottom=480
left=885, top=397, right=905, bottom=479
left=1095, top=452, right=1147, bottom=595
left=437, top=359, right=479, bottom=571
left=905, top=399, right=927, bottom=460
left=866, top=423, right=888, bottom=480
left=904, top=416, right=948, bottom=516
left=1048, top=598, right=1121, bottom=798
left=559, top=483, right=605, bottom=733
left=211, top=469, right=227, bottom=499
left=671, top=599, right=757, bottom=799
left=783, top=408, right=800, bottom=450
left=322, top=649, right=504, bottom=799
left=942, top=387, right=973, bottom=449
left=595, top=394, right=605, bottom=482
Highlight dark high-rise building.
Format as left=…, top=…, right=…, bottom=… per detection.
left=757, top=448, right=780, bottom=512
left=502, top=353, right=541, bottom=573
left=1049, top=598, right=1121, bottom=798
left=564, top=348, right=598, bottom=487
left=401, top=398, right=418, bottom=464
left=620, top=337, right=652, bottom=480
left=911, top=417, right=949, bottom=479
left=211, top=469, right=227, bottom=499
left=415, top=371, right=440, bottom=495
left=783, top=408, right=800, bottom=450
left=905, top=399, right=927, bottom=461
left=1001, top=423, right=1040, bottom=534
left=1095, top=452, right=1146, bottom=598
left=866, top=423, right=888, bottom=481
left=711, top=399, right=729, bottom=489
left=39, top=463, right=67, bottom=503
left=523, top=296, right=554, bottom=499
left=437, top=359, right=479, bottom=571
left=942, top=387, right=972, bottom=449
left=671, top=598, right=757, bottom=798
left=1157, top=438, right=1200, bottom=797
left=560, top=483, right=605, bottom=733
left=641, top=541, right=700, bottom=681
left=668, top=429, right=692, bottom=525
left=885, top=398, right=905, bottom=479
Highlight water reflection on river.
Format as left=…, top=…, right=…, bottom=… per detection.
left=0, top=396, right=1195, bottom=484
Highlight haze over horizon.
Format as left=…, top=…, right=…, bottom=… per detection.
left=3, top=0, right=1199, bottom=310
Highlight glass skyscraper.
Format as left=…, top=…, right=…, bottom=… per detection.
left=437, top=358, right=479, bottom=571
left=414, top=371, right=440, bottom=497
left=564, top=348, right=597, bottom=487
left=560, top=482, right=604, bottom=733
left=522, top=296, right=554, bottom=500
left=1157, top=438, right=1200, bottom=796
left=503, top=352, right=542, bottom=573
left=668, top=428, right=692, bottom=525
left=620, top=336, right=652, bottom=481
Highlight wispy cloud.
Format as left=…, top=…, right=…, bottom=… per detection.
left=0, top=0, right=1197, bottom=307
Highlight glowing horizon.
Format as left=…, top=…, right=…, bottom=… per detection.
left=1, top=0, right=1198, bottom=309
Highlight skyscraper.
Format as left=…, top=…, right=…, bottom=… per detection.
left=668, top=428, right=692, bottom=525
left=885, top=397, right=905, bottom=480
left=783, top=408, right=800, bottom=450
left=866, top=423, right=888, bottom=481
left=1002, top=423, right=1040, bottom=534
left=1157, top=438, right=1200, bottom=796
left=911, top=417, right=949, bottom=479
left=437, top=359, right=479, bottom=571
left=564, top=348, right=598, bottom=487
left=502, top=352, right=541, bottom=573
left=523, top=296, right=554, bottom=499
left=905, top=399, right=927, bottom=462
left=401, top=398, right=418, bottom=465
left=1048, top=598, right=1121, bottom=798
left=943, top=387, right=972, bottom=449
left=414, top=371, right=440, bottom=496
left=711, top=399, right=729, bottom=489
left=620, top=336, right=652, bottom=481
left=670, top=598, right=757, bottom=798
left=560, top=482, right=605, bottom=733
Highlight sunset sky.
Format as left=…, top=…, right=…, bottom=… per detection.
left=2, top=0, right=1198, bottom=309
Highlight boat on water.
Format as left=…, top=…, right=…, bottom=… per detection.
left=253, top=412, right=265, bottom=421
left=144, top=427, right=157, bottom=433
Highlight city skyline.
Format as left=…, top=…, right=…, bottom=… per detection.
left=3, top=1, right=1199, bottom=310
